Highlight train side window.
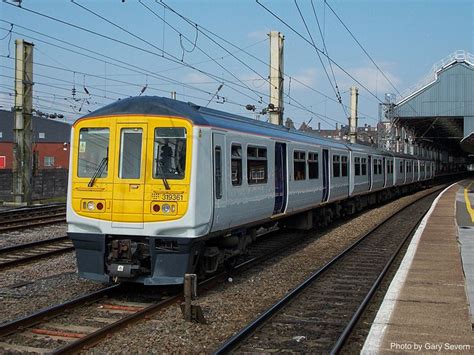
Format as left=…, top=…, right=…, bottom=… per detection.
left=333, top=155, right=340, bottom=177
left=341, top=156, right=348, bottom=177
left=248, top=146, right=267, bottom=184
left=400, top=161, right=403, bottom=173
left=378, top=160, right=383, bottom=175
left=361, top=158, right=367, bottom=176
left=215, top=146, right=222, bottom=199
left=294, top=150, right=306, bottom=180
left=308, top=152, right=318, bottom=179
left=231, top=144, right=242, bottom=186
left=355, top=157, right=360, bottom=176
left=373, top=159, right=378, bottom=175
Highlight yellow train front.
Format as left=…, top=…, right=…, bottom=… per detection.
left=67, top=96, right=210, bottom=285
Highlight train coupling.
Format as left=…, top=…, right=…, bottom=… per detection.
left=106, top=238, right=151, bottom=279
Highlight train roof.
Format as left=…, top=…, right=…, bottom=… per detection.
left=80, top=96, right=348, bottom=149
left=80, top=96, right=427, bottom=160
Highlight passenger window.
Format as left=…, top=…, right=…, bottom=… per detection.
left=294, top=150, right=306, bottom=181
left=373, top=159, right=378, bottom=175
left=400, top=161, right=403, bottom=173
left=341, top=156, right=348, bottom=177
left=215, top=146, right=222, bottom=199
left=361, top=158, right=367, bottom=176
left=119, top=128, right=142, bottom=179
left=247, top=146, right=267, bottom=184
left=231, top=144, right=242, bottom=186
left=308, top=152, right=318, bottom=179
left=333, top=155, right=340, bottom=177
left=355, top=157, right=360, bottom=176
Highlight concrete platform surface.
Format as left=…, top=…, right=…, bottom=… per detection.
left=362, top=181, right=474, bottom=354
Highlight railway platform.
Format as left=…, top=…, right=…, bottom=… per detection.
left=362, top=180, right=474, bottom=353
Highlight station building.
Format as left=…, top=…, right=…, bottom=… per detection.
left=380, top=50, right=473, bottom=172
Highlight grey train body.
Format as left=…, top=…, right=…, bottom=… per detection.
left=67, top=97, right=435, bottom=285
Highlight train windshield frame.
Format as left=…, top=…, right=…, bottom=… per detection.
left=77, top=128, right=109, bottom=178
left=153, top=127, right=187, bottom=180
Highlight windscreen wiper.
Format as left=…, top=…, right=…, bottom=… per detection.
left=88, top=157, right=108, bottom=187
left=156, top=160, right=171, bottom=190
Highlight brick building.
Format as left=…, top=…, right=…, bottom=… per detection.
left=0, top=109, right=71, bottom=170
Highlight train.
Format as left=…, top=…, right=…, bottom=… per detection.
left=67, top=96, right=436, bottom=285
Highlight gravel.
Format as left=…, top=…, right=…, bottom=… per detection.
left=86, top=187, right=441, bottom=354
left=0, top=222, right=68, bottom=249
left=0, top=221, right=102, bottom=325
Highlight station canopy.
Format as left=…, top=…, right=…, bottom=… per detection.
left=392, top=51, right=474, bottom=155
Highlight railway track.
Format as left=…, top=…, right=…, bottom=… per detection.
left=0, top=204, right=66, bottom=232
left=0, top=224, right=308, bottom=354
left=215, top=187, right=444, bottom=354
left=0, top=186, right=445, bottom=353
left=0, top=236, right=73, bottom=270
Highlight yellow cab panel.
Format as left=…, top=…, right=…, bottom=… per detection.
left=71, top=115, right=192, bottom=223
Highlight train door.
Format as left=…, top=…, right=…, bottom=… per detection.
left=382, top=157, right=386, bottom=187
left=111, top=123, right=147, bottom=229
left=368, top=155, right=372, bottom=190
left=322, top=149, right=329, bottom=202
left=211, top=132, right=227, bottom=231
left=273, top=142, right=287, bottom=215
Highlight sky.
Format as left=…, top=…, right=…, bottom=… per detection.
left=0, top=0, right=472, bottom=129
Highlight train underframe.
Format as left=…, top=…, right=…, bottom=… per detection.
left=69, top=182, right=426, bottom=286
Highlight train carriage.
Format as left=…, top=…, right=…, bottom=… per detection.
left=67, top=96, right=435, bottom=285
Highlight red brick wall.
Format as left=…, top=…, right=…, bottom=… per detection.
left=0, top=142, right=70, bottom=170
left=34, top=143, right=70, bottom=169
left=0, top=142, right=14, bottom=169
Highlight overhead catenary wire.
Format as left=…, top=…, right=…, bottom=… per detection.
left=255, top=0, right=384, bottom=105
left=154, top=2, right=377, bottom=122
left=5, top=3, right=265, bottom=106
left=71, top=0, right=264, bottom=105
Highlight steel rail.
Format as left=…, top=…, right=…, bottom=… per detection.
left=0, top=284, right=121, bottom=337
left=214, top=185, right=446, bottom=354
left=0, top=236, right=73, bottom=269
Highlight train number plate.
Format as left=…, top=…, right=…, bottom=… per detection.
left=156, top=193, right=184, bottom=201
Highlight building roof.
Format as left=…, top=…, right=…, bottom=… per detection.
left=392, top=51, right=474, bottom=155
left=0, top=110, right=71, bottom=143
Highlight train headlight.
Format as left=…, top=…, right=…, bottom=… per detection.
left=162, top=204, right=171, bottom=213
left=87, top=201, right=95, bottom=211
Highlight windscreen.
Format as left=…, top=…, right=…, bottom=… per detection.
left=77, top=128, right=109, bottom=178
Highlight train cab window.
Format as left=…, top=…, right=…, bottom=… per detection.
left=361, top=158, right=367, bottom=176
left=215, top=146, right=222, bottom=199
left=294, top=150, right=306, bottom=180
left=247, top=146, right=267, bottom=184
left=354, top=157, right=360, bottom=176
left=119, top=128, right=142, bottom=179
left=77, top=128, right=109, bottom=178
left=231, top=144, right=242, bottom=186
left=333, top=155, right=340, bottom=177
left=153, top=128, right=187, bottom=180
left=308, top=152, right=319, bottom=179
left=341, top=156, right=348, bottom=177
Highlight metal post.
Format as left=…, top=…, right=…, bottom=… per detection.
left=349, top=86, right=358, bottom=144
left=171, top=91, right=176, bottom=100
left=184, top=274, right=197, bottom=322
left=268, top=31, right=284, bottom=125
left=13, top=39, right=34, bottom=205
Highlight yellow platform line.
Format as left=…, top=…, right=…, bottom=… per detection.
left=464, top=181, right=474, bottom=222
